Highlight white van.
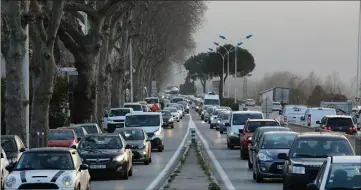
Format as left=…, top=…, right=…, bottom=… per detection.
left=204, top=92, right=220, bottom=106
left=278, top=105, right=308, bottom=126
left=124, top=103, right=143, bottom=112
left=300, top=107, right=336, bottom=127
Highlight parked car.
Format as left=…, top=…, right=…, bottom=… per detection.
left=301, top=107, right=336, bottom=127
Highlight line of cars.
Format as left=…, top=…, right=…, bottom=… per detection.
left=199, top=105, right=361, bottom=190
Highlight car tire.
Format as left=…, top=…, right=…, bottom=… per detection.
left=177, top=120, right=180, bottom=122
left=171, top=124, right=174, bottom=128
left=248, top=158, right=253, bottom=169
left=220, top=130, right=223, bottom=134
left=158, top=145, right=164, bottom=152
left=144, top=158, right=150, bottom=165
left=283, top=180, right=292, bottom=190
left=240, top=147, right=247, bottom=160
left=201, top=116, right=204, bottom=120
left=253, top=171, right=256, bottom=180
left=128, top=166, right=133, bottom=176
left=122, top=163, right=129, bottom=180
left=149, top=154, right=152, bottom=163
left=255, top=171, right=263, bottom=183
left=210, top=125, right=213, bottom=129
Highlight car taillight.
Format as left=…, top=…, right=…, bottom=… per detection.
left=284, top=116, right=287, bottom=122
left=349, top=126, right=357, bottom=131
left=307, top=114, right=311, bottom=126
left=325, top=126, right=332, bottom=131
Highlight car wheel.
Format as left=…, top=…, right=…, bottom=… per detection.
left=248, top=158, right=253, bottom=169
left=240, top=149, right=247, bottom=160
left=158, top=145, right=164, bottom=152
left=122, top=163, right=129, bottom=179
left=144, top=157, right=150, bottom=165
left=255, top=170, right=263, bottom=182
left=220, top=130, right=223, bottom=134
left=171, top=124, right=174, bottom=128
left=209, top=125, right=213, bottom=129
left=253, top=171, right=256, bottom=180
left=283, top=180, right=292, bottom=190
left=149, top=154, right=152, bottom=163
left=177, top=120, right=180, bottom=122
left=201, top=116, right=204, bottom=120
left=128, top=165, right=133, bottom=176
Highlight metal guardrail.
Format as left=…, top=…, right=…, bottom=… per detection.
left=288, top=123, right=361, bottom=155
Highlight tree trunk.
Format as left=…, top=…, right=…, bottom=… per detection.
left=200, top=79, right=206, bottom=94
left=2, top=1, right=29, bottom=141
left=110, top=67, right=123, bottom=107
left=219, top=73, right=224, bottom=101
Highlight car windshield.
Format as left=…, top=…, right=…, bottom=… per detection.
left=1, top=138, right=17, bottom=152
left=16, top=152, right=74, bottom=170
left=109, top=109, right=130, bottom=117
left=207, top=107, right=214, bottom=113
left=261, top=134, right=296, bottom=149
left=160, top=111, right=171, bottom=116
left=233, top=113, right=263, bottom=125
left=79, top=136, right=123, bottom=150
left=146, top=98, right=158, bottom=104
left=48, top=130, right=74, bottom=140
left=245, top=121, right=280, bottom=132
left=222, top=113, right=230, bottom=120
left=124, top=104, right=142, bottom=111
left=117, top=130, right=144, bottom=141
left=204, top=99, right=219, bottom=105
left=80, top=125, right=98, bottom=134
left=289, top=138, right=354, bottom=158
left=325, top=163, right=361, bottom=189
left=327, top=118, right=353, bottom=126
left=171, top=98, right=183, bottom=103
left=125, top=115, right=160, bottom=127
left=273, top=102, right=280, bottom=105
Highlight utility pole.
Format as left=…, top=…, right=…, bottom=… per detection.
left=357, top=1, right=361, bottom=99
left=234, top=48, right=237, bottom=103
left=243, top=76, right=247, bottom=99
left=24, top=22, right=30, bottom=149
left=227, top=53, right=230, bottom=97
left=129, top=38, right=133, bottom=102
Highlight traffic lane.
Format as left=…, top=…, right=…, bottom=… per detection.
left=193, top=113, right=282, bottom=190
left=91, top=115, right=190, bottom=190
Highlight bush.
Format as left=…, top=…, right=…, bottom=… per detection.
left=221, top=98, right=239, bottom=111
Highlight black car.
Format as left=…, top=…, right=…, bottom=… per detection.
left=178, top=101, right=189, bottom=113
left=76, top=134, right=133, bottom=179
left=317, top=115, right=358, bottom=135
left=250, top=131, right=298, bottom=182
left=159, top=110, right=174, bottom=128
left=114, top=128, right=152, bottom=165
left=1, top=135, right=26, bottom=164
left=279, top=133, right=355, bottom=190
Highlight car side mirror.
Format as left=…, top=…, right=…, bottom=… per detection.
left=6, top=164, right=15, bottom=172
left=1, top=153, right=3, bottom=158
left=70, top=145, right=77, bottom=149
left=19, top=147, right=26, bottom=152
left=224, top=123, right=230, bottom=127
left=80, top=164, right=89, bottom=170
left=104, top=114, right=108, bottom=117
left=250, top=146, right=256, bottom=151
left=278, top=153, right=288, bottom=160
left=316, top=121, right=320, bottom=124
left=247, top=139, right=252, bottom=144
left=301, top=116, right=305, bottom=120
left=125, top=144, right=132, bottom=149
left=306, top=183, right=318, bottom=190
left=238, top=129, right=243, bottom=134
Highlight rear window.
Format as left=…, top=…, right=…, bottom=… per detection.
left=48, top=130, right=74, bottom=140
left=233, top=113, right=263, bottom=125
left=245, top=121, right=280, bottom=132
left=273, top=102, right=280, bottom=105
left=81, top=125, right=99, bottom=134
left=161, top=111, right=171, bottom=116
left=171, top=98, right=183, bottom=103
left=327, top=118, right=353, bottom=126
left=124, top=104, right=142, bottom=111
left=222, top=113, right=230, bottom=120
left=146, top=98, right=159, bottom=104
left=285, top=107, right=307, bottom=114
left=109, top=109, right=130, bottom=117
left=71, top=128, right=84, bottom=138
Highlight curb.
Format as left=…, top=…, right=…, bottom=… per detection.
left=194, top=141, right=221, bottom=190
left=159, top=141, right=191, bottom=190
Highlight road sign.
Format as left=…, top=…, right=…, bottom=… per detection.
left=261, top=95, right=273, bottom=114
left=356, top=97, right=360, bottom=102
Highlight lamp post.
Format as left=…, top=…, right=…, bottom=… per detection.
left=243, top=73, right=252, bottom=99
left=208, top=48, right=225, bottom=97
left=219, top=34, right=253, bottom=103
left=213, top=42, right=233, bottom=98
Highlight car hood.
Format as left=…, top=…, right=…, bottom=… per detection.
left=260, top=149, right=289, bottom=159
left=163, top=116, right=172, bottom=120
left=140, top=127, right=159, bottom=133
left=79, top=149, right=123, bottom=158
left=11, top=170, right=75, bottom=184
left=108, top=116, right=125, bottom=120
left=289, top=158, right=326, bottom=166
left=126, top=140, right=144, bottom=148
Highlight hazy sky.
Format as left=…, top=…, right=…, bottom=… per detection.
left=170, top=1, right=360, bottom=86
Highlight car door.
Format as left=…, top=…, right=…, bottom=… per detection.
left=315, top=161, right=327, bottom=189
left=71, top=151, right=84, bottom=189
left=249, top=130, right=258, bottom=164
left=253, top=135, right=264, bottom=172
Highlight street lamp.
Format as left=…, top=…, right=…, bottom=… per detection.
left=208, top=48, right=225, bottom=97
left=213, top=42, right=234, bottom=98
left=219, top=34, right=253, bottom=103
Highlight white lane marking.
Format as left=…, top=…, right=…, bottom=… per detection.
left=189, top=114, right=236, bottom=190
left=146, top=117, right=190, bottom=190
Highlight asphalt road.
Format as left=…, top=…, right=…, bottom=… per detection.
left=192, top=110, right=282, bottom=190
left=91, top=115, right=189, bottom=190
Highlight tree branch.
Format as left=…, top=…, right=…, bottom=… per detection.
left=46, top=0, right=65, bottom=48
left=99, top=0, right=127, bottom=17
left=64, top=2, right=99, bottom=22
left=59, top=18, right=87, bottom=51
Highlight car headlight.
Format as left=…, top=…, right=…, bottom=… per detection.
left=107, top=119, right=113, bottom=122
left=217, top=120, right=220, bottom=123
left=258, top=153, right=273, bottom=161
left=186, top=106, right=189, bottom=109
left=9, top=157, right=17, bottom=163
left=288, top=165, right=305, bottom=174
left=154, top=129, right=161, bottom=136
left=114, top=154, right=125, bottom=162
left=62, top=176, right=73, bottom=186
left=247, top=136, right=252, bottom=141
left=6, top=176, right=16, bottom=188
left=230, top=132, right=238, bottom=136
left=169, top=118, right=173, bottom=122
left=138, top=144, right=145, bottom=149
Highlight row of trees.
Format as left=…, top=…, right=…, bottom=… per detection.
left=1, top=0, right=206, bottom=147
left=184, top=44, right=256, bottom=100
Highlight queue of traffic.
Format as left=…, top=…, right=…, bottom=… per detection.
left=0, top=95, right=193, bottom=190
left=194, top=92, right=361, bottom=190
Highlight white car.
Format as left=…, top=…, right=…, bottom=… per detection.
left=1, top=147, right=9, bottom=189
left=164, top=107, right=180, bottom=122
left=306, top=156, right=361, bottom=190
left=4, top=148, right=91, bottom=190
left=245, top=99, right=256, bottom=107
left=105, top=108, right=134, bottom=132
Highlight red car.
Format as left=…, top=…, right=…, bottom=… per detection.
left=239, top=119, right=280, bottom=160
left=48, top=129, right=78, bottom=147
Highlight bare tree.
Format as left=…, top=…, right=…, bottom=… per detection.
left=1, top=1, right=30, bottom=140
left=323, top=71, right=345, bottom=94
left=28, top=0, right=65, bottom=148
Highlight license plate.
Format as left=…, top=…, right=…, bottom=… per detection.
left=90, top=165, right=106, bottom=169
left=277, top=165, right=284, bottom=169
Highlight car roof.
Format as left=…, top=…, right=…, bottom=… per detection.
left=1, top=135, right=16, bottom=139
left=324, top=115, right=352, bottom=118
left=127, top=112, right=161, bottom=116
left=49, top=128, right=74, bottom=131
left=263, top=131, right=298, bottom=135
left=25, top=147, right=75, bottom=153
left=296, top=132, right=348, bottom=139
left=114, top=127, right=143, bottom=132
left=331, top=156, right=361, bottom=163
left=308, top=107, right=335, bottom=111
left=74, top=123, right=98, bottom=126
left=232, top=111, right=263, bottom=114
left=111, top=107, right=132, bottom=110
left=255, top=127, right=290, bottom=132
left=86, top=133, right=119, bottom=137
left=248, top=119, right=276, bottom=122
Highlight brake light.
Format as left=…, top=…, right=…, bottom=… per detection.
left=242, top=136, right=250, bottom=146
left=325, top=126, right=332, bottom=131
left=307, top=114, right=311, bottom=126
left=349, top=126, right=357, bottom=131
left=284, top=116, right=287, bottom=122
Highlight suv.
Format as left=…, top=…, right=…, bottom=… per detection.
left=279, top=133, right=355, bottom=190
left=317, top=115, right=357, bottom=135
left=239, top=119, right=280, bottom=160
